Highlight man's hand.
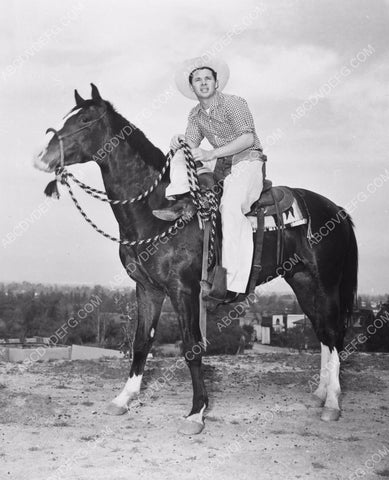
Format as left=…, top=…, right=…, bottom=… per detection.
left=191, top=148, right=215, bottom=162
left=170, top=134, right=186, bottom=151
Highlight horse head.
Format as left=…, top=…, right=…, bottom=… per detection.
left=34, top=84, right=108, bottom=172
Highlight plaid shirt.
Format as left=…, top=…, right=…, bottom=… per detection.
left=185, top=91, right=262, bottom=152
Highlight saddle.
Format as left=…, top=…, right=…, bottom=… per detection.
left=198, top=163, right=296, bottom=301
left=198, top=174, right=294, bottom=218
left=247, top=179, right=294, bottom=217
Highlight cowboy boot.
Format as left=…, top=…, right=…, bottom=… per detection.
left=152, top=193, right=196, bottom=221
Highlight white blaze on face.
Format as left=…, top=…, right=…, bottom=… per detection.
left=33, top=144, right=51, bottom=172
left=33, top=110, right=79, bottom=172
left=112, top=374, right=143, bottom=408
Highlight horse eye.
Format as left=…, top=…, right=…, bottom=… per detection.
left=80, top=116, right=89, bottom=123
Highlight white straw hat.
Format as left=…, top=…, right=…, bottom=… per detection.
left=174, top=56, right=230, bottom=100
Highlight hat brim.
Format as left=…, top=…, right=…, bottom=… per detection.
left=174, top=57, right=230, bottom=100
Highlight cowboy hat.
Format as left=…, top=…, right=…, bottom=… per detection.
left=174, top=56, right=230, bottom=100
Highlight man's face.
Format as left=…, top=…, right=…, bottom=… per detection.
left=190, top=68, right=218, bottom=99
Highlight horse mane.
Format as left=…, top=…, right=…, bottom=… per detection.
left=104, top=101, right=168, bottom=172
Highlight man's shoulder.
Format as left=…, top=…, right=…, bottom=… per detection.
left=221, top=92, right=248, bottom=107
left=188, top=103, right=201, bottom=119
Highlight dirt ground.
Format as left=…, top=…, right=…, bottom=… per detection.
left=0, top=349, right=388, bottom=480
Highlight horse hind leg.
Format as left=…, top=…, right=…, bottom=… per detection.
left=107, top=283, right=165, bottom=415
left=312, top=342, right=341, bottom=421
left=320, top=346, right=341, bottom=421
left=312, top=342, right=331, bottom=406
left=286, top=273, right=342, bottom=421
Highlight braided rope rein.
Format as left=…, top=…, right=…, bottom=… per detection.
left=61, top=174, right=193, bottom=247
left=179, top=140, right=218, bottom=267
left=56, top=142, right=219, bottom=261
left=63, top=149, right=174, bottom=205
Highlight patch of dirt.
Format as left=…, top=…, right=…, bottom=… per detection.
left=0, top=351, right=388, bottom=480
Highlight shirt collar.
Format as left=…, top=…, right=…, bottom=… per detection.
left=190, top=91, right=224, bottom=117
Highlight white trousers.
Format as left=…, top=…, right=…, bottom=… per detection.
left=165, top=151, right=263, bottom=293
left=220, top=160, right=263, bottom=292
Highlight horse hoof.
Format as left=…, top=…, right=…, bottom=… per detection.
left=178, top=418, right=205, bottom=435
left=321, top=407, right=340, bottom=422
left=311, top=394, right=325, bottom=407
left=106, top=402, right=127, bottom=416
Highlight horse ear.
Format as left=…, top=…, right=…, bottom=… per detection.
left=74, top=89, right=85, bottom=106
left=91, top=83, right=102, bottom=102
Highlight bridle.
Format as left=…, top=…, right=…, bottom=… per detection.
left=43, top=115, right=217, bottom=258
left=46, top=110, right=107, bottom=170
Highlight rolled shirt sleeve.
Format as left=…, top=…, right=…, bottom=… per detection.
left=185, top=113, right=204, bottom=147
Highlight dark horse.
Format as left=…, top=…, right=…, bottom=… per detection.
left=34, top=85, right=358, bottom=434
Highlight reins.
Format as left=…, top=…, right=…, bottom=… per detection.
left=44, top=129, right=217, bottom=259
left=61, top=152, right=171, bottom=205
left=61, top=171, right=193, bottom=247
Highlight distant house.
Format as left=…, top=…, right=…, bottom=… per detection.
left=285, top=314, right=305, bottom=329
left=0, top=336, right=52, bottom=347
left=349, top=308, right=374, bottom=330
left=25, top=337, right=51, bottom=345
left=261, top=316, right=272, bottom=344
left=239, top=310, right=262, bottom=341
left=273, top=318, right=283, bottom=333
left=272, top=315, right=286, bottom=333
left=271, top=314, right=305, bottom=331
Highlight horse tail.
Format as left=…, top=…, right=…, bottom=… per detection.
left=339, top=213, right=358, bottom=325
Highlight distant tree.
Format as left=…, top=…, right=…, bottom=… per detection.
left=103, top=320, right=122, bottom=348
left=206, top=317, right=245, bottom=355
left=365, top=305, right=389, bottom=352
left=242, top=324, right=254, bottom=347
left=155, top=314, right=180, bottom=344
left=270, top=323, right=320, bottom=351
left=205, top=304, right=246, bottom=355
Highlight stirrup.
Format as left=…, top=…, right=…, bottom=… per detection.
left=202, top=289, right=240, bottom=303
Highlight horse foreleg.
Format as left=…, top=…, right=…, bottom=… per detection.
left=170, top=289, right=208, bottom=435
left=181, top=355, right=208, bottom=435
left=107, top=283, right=165, bottom=415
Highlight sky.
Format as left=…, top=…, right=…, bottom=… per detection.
left=0, top=0, right=389, bottom=294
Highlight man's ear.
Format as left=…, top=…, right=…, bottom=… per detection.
left=215, top=80, right=219, bottom=89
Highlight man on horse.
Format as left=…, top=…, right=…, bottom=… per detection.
left=153, top=57, right=266, bottom=301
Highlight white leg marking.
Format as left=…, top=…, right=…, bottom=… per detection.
left=313, top=342, right=330, bottom=401
left=323, top=347, right=341, bottom=411
left=112, top=374, right=143, bottom=408
left=186, top=405, right=206, bottom=425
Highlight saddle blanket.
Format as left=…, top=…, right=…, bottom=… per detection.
left=247, top=199, right=307, bottom=232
